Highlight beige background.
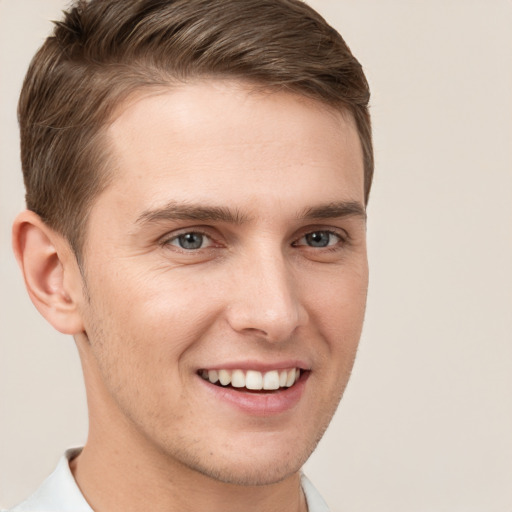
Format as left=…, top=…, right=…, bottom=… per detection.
left=1, top=1, right=511, bottom=510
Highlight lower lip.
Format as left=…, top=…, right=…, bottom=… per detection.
left=198, top=372, right=309, bottom=416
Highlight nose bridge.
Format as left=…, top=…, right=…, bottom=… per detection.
left=227, top=245, right=307, bottom=341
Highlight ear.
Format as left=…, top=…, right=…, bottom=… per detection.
left=12, top=210, right=85, bottom=335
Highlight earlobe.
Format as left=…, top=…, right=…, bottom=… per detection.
left=12, top=210, right=85, bottom=335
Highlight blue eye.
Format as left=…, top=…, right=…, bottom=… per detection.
left=297, top=231, right=342, bottom=248
left=169, top=232, right=208, bottom=250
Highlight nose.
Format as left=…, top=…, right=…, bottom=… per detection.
left=225, top=251, right=309, bottom=342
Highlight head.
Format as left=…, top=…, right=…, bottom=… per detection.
left=14, top=0, right=373, bottom=490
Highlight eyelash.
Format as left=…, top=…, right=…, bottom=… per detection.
left=292, top=230, right=345, bottom=250
left=161, top=230, right=216, bottom=251
left=161, top=228, right=347, bottom=252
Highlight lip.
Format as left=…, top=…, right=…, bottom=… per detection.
left=197, top=369, right=310, bottom=416
left=199, top=359, right=310, bottom=372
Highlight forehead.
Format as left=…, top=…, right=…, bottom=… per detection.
left=96, top=80, right=364, bottom=222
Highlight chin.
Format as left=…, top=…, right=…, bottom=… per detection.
left=168, top=429, right=323, bottom=487
left=188, top=456, right=306, bottom=487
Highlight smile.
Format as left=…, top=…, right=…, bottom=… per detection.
left=199, top=368, right=301, bottom=391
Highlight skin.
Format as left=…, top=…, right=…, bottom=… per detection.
left=13, top=80, right=368, bottom=512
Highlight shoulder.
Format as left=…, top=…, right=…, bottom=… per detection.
left=4, top=448, right=92, bottom=512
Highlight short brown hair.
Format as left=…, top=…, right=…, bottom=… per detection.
left=18, top=0, right=373, bottom=258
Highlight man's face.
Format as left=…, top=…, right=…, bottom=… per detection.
left=76, top=80, right=368, bottom=485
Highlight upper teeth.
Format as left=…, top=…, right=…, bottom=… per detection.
left=200, top=368, right=300, bottom=390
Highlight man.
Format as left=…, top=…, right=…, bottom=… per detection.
left=9, top=0, right=372, bottom=510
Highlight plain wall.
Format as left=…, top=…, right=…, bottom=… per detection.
left=1, top=1, right=511, bottom=510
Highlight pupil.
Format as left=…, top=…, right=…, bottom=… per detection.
left=306, top=232, right=329, bottom=247
left=179, top=233, right=203, bottom=249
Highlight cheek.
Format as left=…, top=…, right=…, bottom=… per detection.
left=87, top=260, right=220, bottom=336
left=80, top=265, right=229, bottom=407
left=303, top=262, right=368, bottom=371
left=306, top=260, right=368, bottom=326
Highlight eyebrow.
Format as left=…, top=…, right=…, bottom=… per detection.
left=135, top=199, right=366, bottom=227
left=299, top=201, right=367, bottom=221
left=135, top=201, right=250, bottom=225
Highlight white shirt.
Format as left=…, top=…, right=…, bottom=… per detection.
left=5, top=448, right=330, bottom=512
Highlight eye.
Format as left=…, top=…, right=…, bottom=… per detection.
left=166, top=232, right=212, bottom=250
left=294, top=230, right=343, bottom=248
